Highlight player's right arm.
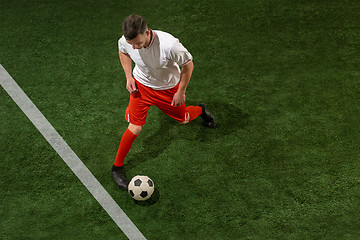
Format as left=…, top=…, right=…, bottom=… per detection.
left=119, top=51, right=138, bottom=94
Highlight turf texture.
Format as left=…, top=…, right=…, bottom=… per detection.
left=1, top=0, right=360, bottom=239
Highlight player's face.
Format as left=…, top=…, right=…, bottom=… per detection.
left=126, top=30, right=150, bottom=49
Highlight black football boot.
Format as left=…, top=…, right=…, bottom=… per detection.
left=111, top=165, right=129, bottom=190
left=198, top=104, right=216, bottom=128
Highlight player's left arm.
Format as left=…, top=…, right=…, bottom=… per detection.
left=171, top=61, right=194, bottom=106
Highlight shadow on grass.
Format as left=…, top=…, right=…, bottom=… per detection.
left=121, top=102, right=248, bottom=205
left=133, top=188, right=160, bottom=206
left=125, top=101, right=249, bottom=167
left=125, top=113, right=173, bottom=170
left=209, top=101, right=249, bottom=133
left=187, top=101, right=250, bottom=142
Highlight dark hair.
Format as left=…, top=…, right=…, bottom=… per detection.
left=122, top=15, right=148, bottom=40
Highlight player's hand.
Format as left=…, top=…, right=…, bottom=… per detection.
left=126, top=78, right=138, bottom=94
left=171, top=91, right=185, bottom=106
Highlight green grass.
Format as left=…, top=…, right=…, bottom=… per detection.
left=1, top=0, right=360, bottom=239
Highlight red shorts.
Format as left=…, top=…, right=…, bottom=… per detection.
left=125, top=79, right=187, bottom=126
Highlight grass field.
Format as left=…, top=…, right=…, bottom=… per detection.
left=1, top=0, right=360, bottom=239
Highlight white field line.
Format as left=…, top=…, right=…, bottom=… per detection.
left=0, top=64, right=146, bottom=240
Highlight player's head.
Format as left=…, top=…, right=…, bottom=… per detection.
left=122, top=15, right=150, bottom=49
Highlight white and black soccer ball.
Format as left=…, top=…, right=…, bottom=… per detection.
left=128, top=175, right=155, bottom=201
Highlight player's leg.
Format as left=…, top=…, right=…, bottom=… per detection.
left=114, top=123, right=142, bottom=167
left=183, top=105, right=203, bottom=124
left=111, top=83, right=150, bottom=190
left=111, top=123, right=143, bottom=190
left=154, top=85, right=215, bottom=126
left=172, top=104, right=203, bottom=124
left=169, top=104, right=215, bottom=127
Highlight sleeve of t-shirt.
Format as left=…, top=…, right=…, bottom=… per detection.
left=118, top=37, right=128, bottom=54
left=169, top=40, right=193, bottom=66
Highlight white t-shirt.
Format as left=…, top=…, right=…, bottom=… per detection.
left=118, top=30, right=193, bottom=90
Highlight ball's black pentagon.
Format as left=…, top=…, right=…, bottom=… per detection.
left=129, top=190, right=135, bottom=197
left=147, top=179, right=153, bottom=187
left=134, top=179, right=142, bottom=186
left=140, top=191, right=148, bottom=198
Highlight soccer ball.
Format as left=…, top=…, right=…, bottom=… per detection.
left=128, top=175, right=155, bottom=201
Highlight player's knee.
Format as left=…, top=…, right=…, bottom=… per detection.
left=128, top=123, right=143, bottom=135
left=179, top=119, right=189, bottom=124
left=179, top=112, right=190, bottom=125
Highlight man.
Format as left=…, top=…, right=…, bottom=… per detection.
left=111, top=15, right=216, bottom=190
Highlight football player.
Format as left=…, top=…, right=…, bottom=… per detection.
left=111, top=15, right=216, bottom=190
